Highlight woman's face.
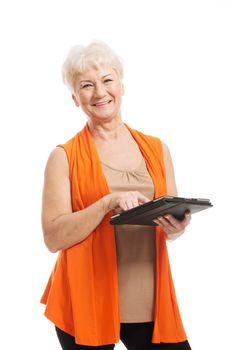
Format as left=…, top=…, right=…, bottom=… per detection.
left=72, top=65, right=124, bottom=124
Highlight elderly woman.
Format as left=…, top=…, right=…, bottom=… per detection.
left=41, top=41, right=192, bottom=350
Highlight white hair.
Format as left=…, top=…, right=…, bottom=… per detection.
left=62, top=40, right=124, bottom=92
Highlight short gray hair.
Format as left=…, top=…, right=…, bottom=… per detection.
left=62, top=40, right=124, bottom=92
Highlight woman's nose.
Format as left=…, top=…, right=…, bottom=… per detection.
left=94, top=83, right=107, bottom=98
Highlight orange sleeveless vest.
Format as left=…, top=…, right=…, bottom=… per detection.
left=40, top=123, right=187, bottom=346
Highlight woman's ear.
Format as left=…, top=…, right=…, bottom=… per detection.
left=72, top=94, right=80, bottom=107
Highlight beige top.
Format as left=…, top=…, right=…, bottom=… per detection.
left=102, top=158, right=156, bottom=323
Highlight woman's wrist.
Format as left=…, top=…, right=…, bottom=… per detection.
left=101, top=194, right=112, bottom=214
left=166, top=229, right=185, bottom=241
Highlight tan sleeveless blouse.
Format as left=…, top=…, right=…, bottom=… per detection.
left=102, top=157, right=156, bottom=323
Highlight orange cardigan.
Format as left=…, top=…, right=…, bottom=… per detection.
left=41, top=123, right=187, bottom=346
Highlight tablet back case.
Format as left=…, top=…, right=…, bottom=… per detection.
left=110, top=196, right=213, bottom=226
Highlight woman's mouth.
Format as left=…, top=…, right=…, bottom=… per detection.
left=92, top=100, right=112, bottom=107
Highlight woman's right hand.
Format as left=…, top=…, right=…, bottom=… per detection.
left=104, top=191, right=150, bottom=213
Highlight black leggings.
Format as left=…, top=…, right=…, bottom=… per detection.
left=55, top=322, right=192, bottom=350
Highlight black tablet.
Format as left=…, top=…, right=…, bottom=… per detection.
left=109, top=196, right=213, bottom=226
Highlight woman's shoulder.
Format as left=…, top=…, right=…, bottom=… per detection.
left=132, top=127, right=165, bottom=147
left=130, top=126, right=171, bottom=160
left=45, top=147, right=68, bottom=172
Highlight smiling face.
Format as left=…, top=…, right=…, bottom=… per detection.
left=72, top=65, right=124, bottom=124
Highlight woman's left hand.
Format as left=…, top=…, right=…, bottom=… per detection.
left=153, top=211, right=191, bottom=241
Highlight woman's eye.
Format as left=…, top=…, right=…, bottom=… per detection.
left=104, top=79, right=113, bottom=83
left=81, top=84, right=93, bottom=89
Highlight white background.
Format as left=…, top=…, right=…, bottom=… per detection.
left=0, top=0, right=233, bottom=349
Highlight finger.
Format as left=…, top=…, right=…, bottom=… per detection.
left=126, top=200, right=135, bottom=210
left=156, top=216, right=186, bottom=237
left=185, top=211, right=191, bottom=222
left=165, top=213, right=191, bottom=231
left=119, top=199, right=129, bottom=211
left=130, top=193, right=141, bottom=208
left=114, top=206, right=123, bottom=214
left=119, top=193, right=136, bottom=210
left=153, top=219, right=160, bottom=226
left=153, top=218, right=166, bottom=228
left=156, top=216, right=176, bottom=233
left=135, top=192, right=151, bottom=204
left=163, top=215, right=181, bottom=229
left=157, top=216, right=176, bottom=228
left=181, top=211, right=191, bottom=226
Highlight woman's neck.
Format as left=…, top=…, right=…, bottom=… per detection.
left=87, top=118, right=127, bottom=142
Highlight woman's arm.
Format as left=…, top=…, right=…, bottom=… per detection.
left=41, top=147, right=110, bottom=252
left=153, top=142, right=191, bottom=240
left=162, top=142, right=178, bottom=196
left=41, top=147, right=149, bottom=252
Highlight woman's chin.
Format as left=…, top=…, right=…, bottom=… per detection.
left=88, top=113, right=121, bottom=123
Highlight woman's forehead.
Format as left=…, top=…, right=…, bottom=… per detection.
left=76, top=65, right=116, bottom=81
